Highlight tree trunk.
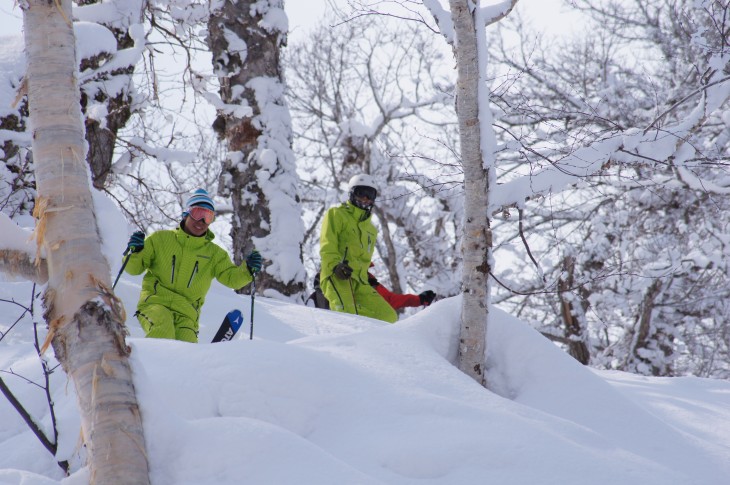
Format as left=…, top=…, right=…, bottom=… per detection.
left=77, top=0, right=138, bottom=190
left=629, top=279, right=672, bottom=376
left=208, top=0, right=305, bottom=299
left=1, top=80, right=34, bottom=218
left=22, top=1, right=149, bottom=482
left=373, top=206, right=405, bottom=295
left=557, top=256, right=591, bottom=365
left=450, top=0, right=491, bottom=386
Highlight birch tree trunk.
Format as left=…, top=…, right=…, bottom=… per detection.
left=449, top=0, right=491, bottom=386
left=208, top=0, right=305, bottom=299
left=22, top=1, right=149, bottom=482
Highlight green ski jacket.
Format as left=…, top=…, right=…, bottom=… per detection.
left=320, top=201, right=378, bottom=284
left=125, top=226, right=253, bottom=323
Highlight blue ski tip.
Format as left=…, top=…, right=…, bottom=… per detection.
left=227, top=309, right=244, bottom=332
left=211, top=309, right=245, bottom=343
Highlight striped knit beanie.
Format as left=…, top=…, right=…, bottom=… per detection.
left=184, top=188, right=215, bottom=212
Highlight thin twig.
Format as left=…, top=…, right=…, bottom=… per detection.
left=0, top=284, right=69, bottom=474
left=0, top=302, right=30, bottom=343
left=518, top=207, right=543, bottom=280
left=0, top=377, right=58, bottom=455
left=644, top=75, right=730, bottom=134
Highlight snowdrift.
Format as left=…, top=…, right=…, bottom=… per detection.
left=1, top=276, right=729, bottom=484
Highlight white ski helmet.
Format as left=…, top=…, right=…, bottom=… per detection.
left=347, top=173, right=379, bottom=211
left=347, top=174, right=379, bottom=194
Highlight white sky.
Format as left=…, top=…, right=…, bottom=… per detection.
left=286, top=0, right=577, bottom=38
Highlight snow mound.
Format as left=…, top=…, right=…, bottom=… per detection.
left=1, top=279, right=729, bottom=484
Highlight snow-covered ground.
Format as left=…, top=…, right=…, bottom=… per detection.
left=1, top=272, right=729, bottom=484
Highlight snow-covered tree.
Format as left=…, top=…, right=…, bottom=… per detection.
left=418, top=0, right=518, bottom=385
left=76, top=0, right=144, bottom=189
left=489, top=0, right=730, bottom=376
left=0, top=34, right=33, bottom=219
left=1, top=0, right=144, bottom=217
left=207, top=0, right=306, bottom=300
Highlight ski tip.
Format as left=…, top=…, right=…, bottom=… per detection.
left=211, top=309, right=245, bottom=343
left=227, top=310, right=244, bottom=332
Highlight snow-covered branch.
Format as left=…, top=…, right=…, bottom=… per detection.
left=492, top=68, right=730, bottom=212
left=422, top=0, right=454, bottom=44
left=480, top=0, right=518, bottom=26
left=0, top=250, right=47, bottom=284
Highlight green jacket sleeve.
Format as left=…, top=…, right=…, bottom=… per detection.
left=320, top=206, right=343, bottom=279
left=213, top=249, right=253, bottom=290
left=124, top=233, right=156, bottom=275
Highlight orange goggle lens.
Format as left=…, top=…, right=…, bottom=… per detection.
left=188, top=206, right=215, bottom=224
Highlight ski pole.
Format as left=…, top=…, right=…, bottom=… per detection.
left=112, top=248, right=132, bottom=290
left=349, top=278, right=359, bottom=315
left=341, top=247, right=358, bottom=315
left=339, top=247, right=349, bottom=277
left=249, top=273, right=257, bottom=340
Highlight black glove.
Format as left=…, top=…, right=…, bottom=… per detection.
left=333, top=261, right=353, bottom=280
left=419, top=290, right=436, bottom=306
left=246, top=250, right=262, bottom=274
left=127, top=230, right=145, bottom=253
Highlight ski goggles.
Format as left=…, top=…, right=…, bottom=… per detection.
left=188, top=206, right=215, bottom=224
left=353, top=186, right=377, bottom=201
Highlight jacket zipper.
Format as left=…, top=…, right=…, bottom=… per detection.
left=144, top=281, right=159, bottom=302
left=187, top=261, right=198, bottom=288
left=171, top=255, right=176, bottom=283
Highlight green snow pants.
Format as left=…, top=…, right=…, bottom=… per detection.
left=321, top=275, right=397, bottom=323
left=135, top=303, right=199, bottom=343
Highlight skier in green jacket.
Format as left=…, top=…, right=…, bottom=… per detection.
left=124, top=189, right=263, bottom=343
left=319, top=174, right=397, bottom=323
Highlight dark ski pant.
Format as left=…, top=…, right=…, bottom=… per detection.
left=136, top=303, right=198, bottom=343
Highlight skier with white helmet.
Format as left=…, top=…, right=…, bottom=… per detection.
left=318, top=174, right=397, bottom=323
